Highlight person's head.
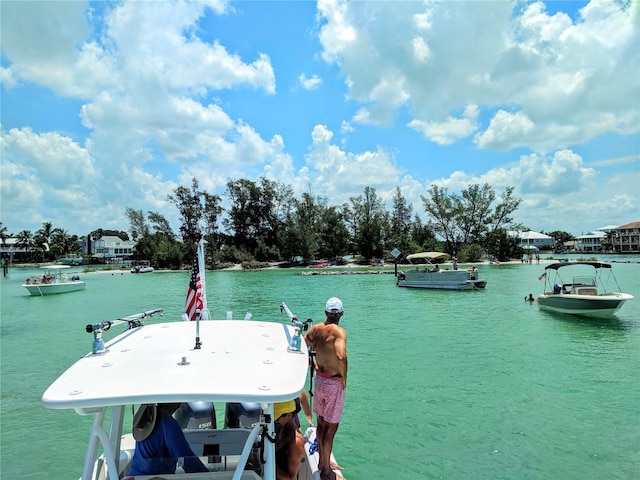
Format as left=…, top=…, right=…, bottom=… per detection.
left=324, top=297, right=344, bottom=322
left=274, top=400, right=296, bottom=426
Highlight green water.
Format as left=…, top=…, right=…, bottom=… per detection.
left=1, top=258, right=639, bottom=479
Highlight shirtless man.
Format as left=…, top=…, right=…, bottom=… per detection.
left=303, top=297, right=347, bottom=480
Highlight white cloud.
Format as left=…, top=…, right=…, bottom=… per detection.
left=317, top=0, right=639, bottom=150
left=303, top=124, right=401, bottom=201
left=409, top=104, right=480, bottom=145
left=298, top=73, right=322, bottom=90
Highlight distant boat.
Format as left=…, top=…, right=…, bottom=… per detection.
left=59, top=254, right=83, bottom=266
left=131, top=260, right=154, bottom=273
left=537, top=261, right=633, bottom=318
left=23, top=265, right=85, bottom=296
left=396, top=252, right=487, bottom=290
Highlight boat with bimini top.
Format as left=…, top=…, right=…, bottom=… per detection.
left=536, top=261, right=633, bottom=318
left=41, top=240, right=343, bottom=480
left=396, top=252, right=487, bottom=290
left=22, top=265, right=85, bottom=296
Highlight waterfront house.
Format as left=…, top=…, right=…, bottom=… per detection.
left=610, top=221, right=640, bottom=253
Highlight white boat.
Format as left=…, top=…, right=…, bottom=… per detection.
left=42, top=240, right=344, bottom=480
left=536, top=261, right=634, bottom=318
left=41, top=307, right=343, bottom=480
left=396, top=252, right=487, bottom=290
left=22, top=265, right=85, bottom=296
left=131, top=260, right=154, bottom=273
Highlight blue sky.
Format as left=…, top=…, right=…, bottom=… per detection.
left=1, top=0, right=638, bottom=239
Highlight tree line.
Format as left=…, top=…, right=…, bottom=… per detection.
left=124, top=178, right=527, bottom=268
left=1, top=178, right=577, bottom=268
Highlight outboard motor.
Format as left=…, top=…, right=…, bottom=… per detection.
left=175, top=402, right=216, bottom=429
left=224, top=402, right=261, bottom=429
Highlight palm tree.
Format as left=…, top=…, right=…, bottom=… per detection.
left=15, top=230, right=33, bottom=260
left=36, top=222, right=54, bottom=261
left=0, top=222, right=8, bottom=246
left=51, top=228, right=74, bottom=256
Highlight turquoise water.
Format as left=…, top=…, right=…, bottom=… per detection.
left=1, top=257, right=639, bottom=479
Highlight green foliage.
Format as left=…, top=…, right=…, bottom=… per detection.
left=457, top=244, right=485, bottom=262
left=5, top=180, right=526, bottom=265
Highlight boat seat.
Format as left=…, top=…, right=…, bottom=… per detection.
left=577, top=288, right=598, bottom=296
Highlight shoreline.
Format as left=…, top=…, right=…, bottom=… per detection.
left=7, top=255, right=640, bottom=275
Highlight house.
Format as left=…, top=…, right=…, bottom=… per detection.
left=0, top=238, right=30, bottom=262
left=510, top=230, right=554, bottom=250
left=610, top=221, right=640, bottom=253
left=574, top=231, right=607, bottom=252
left=85, top=235, right=136, bottom=262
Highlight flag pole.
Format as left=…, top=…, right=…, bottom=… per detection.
left=198, top=238, right=210, bottom=320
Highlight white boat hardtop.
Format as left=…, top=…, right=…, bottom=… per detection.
left=42, top=317, right=308, bottom=411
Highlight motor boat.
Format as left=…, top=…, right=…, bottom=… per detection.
left=536, top=261, right=633, bottom=318
left=42, top=239, right=344, bottom=480
left=131, top=260, right=154, bottom=273
left=396, top=252, right=487, bottom=290
left=22, top=265, right=85, bottom=296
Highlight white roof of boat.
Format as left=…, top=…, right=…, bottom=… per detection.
left=42, top=265, right=72, bottom=270
left=42, top=319, right=309, bottom=410
left=406, top=252, right=451, bottom=261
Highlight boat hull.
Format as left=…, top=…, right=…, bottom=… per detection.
left=397, top=270, right=487, bottom=290
left=23, top=281, right=85, bottom=296
left=537, top=293, right=633, bottom=318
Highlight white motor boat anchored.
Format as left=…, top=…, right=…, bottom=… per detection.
left=536, top=261, right=633, bottom=318
left=131, top=260, right=154, bottom=273
left=396, top=252, right=487, bottom=290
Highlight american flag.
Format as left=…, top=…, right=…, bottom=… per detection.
left=538, top=272, right=547, bottom=281
left=185, top=254, right=203, bottom=321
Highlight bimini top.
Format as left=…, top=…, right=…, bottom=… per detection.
left=406, top=252, right=451, bottom=262
left=42, top=265, right=72, bottom=270
left=42, top=318, right=309, bottom=411
left=544, top=261, right=613, bottom=271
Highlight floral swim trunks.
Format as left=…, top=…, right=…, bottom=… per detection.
left=313, top=371, right=345, bottom=424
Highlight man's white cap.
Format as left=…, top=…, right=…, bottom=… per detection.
left=325, top=297, right=344, bottom=313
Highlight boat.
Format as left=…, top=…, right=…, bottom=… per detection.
left=536, top=261, right=634, bottom=318
left=22, top=265, right=85, bottom=296
left=60, top=254, right=84, bottom=266
left=396, top=252, right=487, bottom=290
left=131, top=260, right=154, bottom=273
left=41, top=240, right=344, bottom=480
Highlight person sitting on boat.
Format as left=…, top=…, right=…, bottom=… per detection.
left=129, top=403, right=208, bottom=476
left=274, top=399, right=304, bottom=480
left=26, top=278, right=32, bottom=285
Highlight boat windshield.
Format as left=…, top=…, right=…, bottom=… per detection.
left=571, top=275, right=597, bottom=288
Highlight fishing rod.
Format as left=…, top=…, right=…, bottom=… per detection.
left=85, top=308, right=164, bottom=355
left=280, top=302, right=316, bottom=401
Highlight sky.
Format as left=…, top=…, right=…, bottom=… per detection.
left=1, top=0, right=639, bottom=240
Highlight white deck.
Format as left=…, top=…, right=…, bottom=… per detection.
left=42, top=319, right=309, bottom=411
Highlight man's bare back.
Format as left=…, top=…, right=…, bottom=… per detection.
left=305, top=322, right=348, bottom=387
